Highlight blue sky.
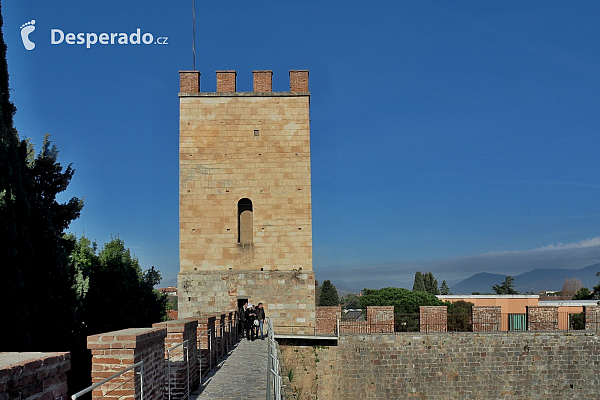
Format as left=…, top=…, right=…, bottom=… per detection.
left=5, top=1, right=600, bottom=291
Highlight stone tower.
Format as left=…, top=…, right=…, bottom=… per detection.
left=178, top=70, right=316, bottom=332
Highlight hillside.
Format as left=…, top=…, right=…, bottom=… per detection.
left=449, top=263, right=600, bottom=294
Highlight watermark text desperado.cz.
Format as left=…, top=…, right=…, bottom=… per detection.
left=51, top=28, right=168, bottom=48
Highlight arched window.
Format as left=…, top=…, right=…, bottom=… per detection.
left=238, top=198, right=253, bottom=244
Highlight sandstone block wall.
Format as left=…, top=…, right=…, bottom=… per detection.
left=472, top=306, right=501, bottom=332
left=179, top=70, right=314, bottom=329
left=0, top=352, right=70, bottom=400
left=179, top=270, right=316, bottom=331
left=282, top=332, right=600, bottom=400
left=527, top=306, right=559, bottom=331
left=87, top=328, right=167, bottom=400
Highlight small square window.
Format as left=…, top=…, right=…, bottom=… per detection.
left=254, top=130, right=259, bottom=137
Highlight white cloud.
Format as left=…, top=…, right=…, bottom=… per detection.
left=535, top=237, right=600, bottom=251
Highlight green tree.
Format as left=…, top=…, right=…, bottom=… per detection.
left=440, top=280, right=450, bottom=295
left=340, top=294, right=360, bottom=309
left=572, top=287, right=591, bottom=300
left=318, top=280, right=339, bottom=306
left=424, top=271, right=440, bottom=295
left=359, top=287, right=444, bottom=314
left=492, top=276, right=518, bottom=294
left=412, top=271, right=425, bottom=292
left=76, top=235, right=168, bottom=334
left=447, top=300, right=473, bottom=332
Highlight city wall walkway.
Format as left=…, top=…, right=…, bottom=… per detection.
left=192, top=337, right=271, bottom=400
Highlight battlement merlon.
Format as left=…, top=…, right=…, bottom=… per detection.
left=179, top=70, right=309, bottom=95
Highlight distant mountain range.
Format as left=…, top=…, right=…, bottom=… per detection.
left=449, top=263, right=600, bottom=295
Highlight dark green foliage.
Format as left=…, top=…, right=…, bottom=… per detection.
left=572, top=287, right=592, bottom=300
left=572, top=271, right=600, bottom=300
left=413, top=271, right=440, bottom=295
left=447, top=300, right=473, bottom=332
left=570, top=313, right=585, bottom=330
left=412, top=271, right=425, bottom=292
left=440, top=280, right=449, bottom=295
left=340, top=294, right=360, bottom=309
left=492, top=276, right=518, bottom=294
left=359, top=287, right=444, bottom=314
left=73, top=235, right=168, bottom=334
left=318, top=280, right=339, bottom=306
left=424, top=272, right=439, bottom=295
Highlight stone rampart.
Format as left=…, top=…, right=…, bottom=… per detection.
left=179, top=270, right=316, bottom=333
left=0, top=352, right=70, bottom=400
left=282, top=332, right=600, bottom=399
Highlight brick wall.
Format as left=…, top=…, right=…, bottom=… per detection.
left=282, top=332, right=600, bottom=399
left=179, top=71, right=200, bottom=93
left=193, top=316, right=216, bottom=377
left=289, top=70, right=309, bottom=92
left=367, top=306, right=394, bottom=333
left=585, top=305, right=600, bottom=331
left=472, top=306, right=501, bottom=332
left=253, top=70, right=273, bottom=92
left=153, top=319, right=199, bottom=395
left=527, top=306, right=558, bottom=331
left=316, top=306, right=341, bottom=334
left=215, top=71, right=236, bottom=92
left=87, top=328, right=167, bottom=400
left=0, top=352, right=70, bottom=400
left=420, top=306, right=447, bottom=332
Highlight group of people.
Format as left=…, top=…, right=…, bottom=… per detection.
left=238, top=302, right=266, bottom=340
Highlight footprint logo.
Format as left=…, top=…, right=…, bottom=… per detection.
left=20, top=20, right=36, bottom=50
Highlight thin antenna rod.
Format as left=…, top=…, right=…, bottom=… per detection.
left=192, top=0, right=196, bottom=70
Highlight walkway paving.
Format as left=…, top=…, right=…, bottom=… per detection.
left=192, top=337, right=270, bottom=400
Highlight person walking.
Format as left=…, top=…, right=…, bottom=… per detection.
left=238, top=302, right=248, bottom=338
left=245, top=304, right=256, bottom=340
left=256, top=303, right=266, bottom=339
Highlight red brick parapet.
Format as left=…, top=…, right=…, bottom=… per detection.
left=153, top=319, right=199, bottom=392
left=316, top=306, right=342, bottom=335
left=584, top=305, right=600, bottom=332
left=420, top=306, right=447, bottom=332
left=289, top=70, right=309, bottom=92
left=87, top=327, right=167, bottom=400
left=179, top=71, right=200, bottom=93
left=472, top=306, right=501, bottom=332
left=253, top=70, right=273, bottom=92
left=367, top=306, right=395, bottom=333
left=191, top=315, right=216, bottom=377
left=527, top=306, right=559, bottom=331
left=216, top=71, right=237, bottom=92
left=0, top=352, right=70, bottom=400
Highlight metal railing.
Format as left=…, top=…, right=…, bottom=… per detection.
left=166, top=340, right=190, bottom=400
left=72, top=362, right=143, bottom=400
left=266, top=318, right=282, bottom=400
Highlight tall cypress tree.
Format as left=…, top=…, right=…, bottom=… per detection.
left=0, top=0, right=34, bottom=349
left=318, top=280, right=340, bottom=306
left=412, top=271, right=425, bottom=292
